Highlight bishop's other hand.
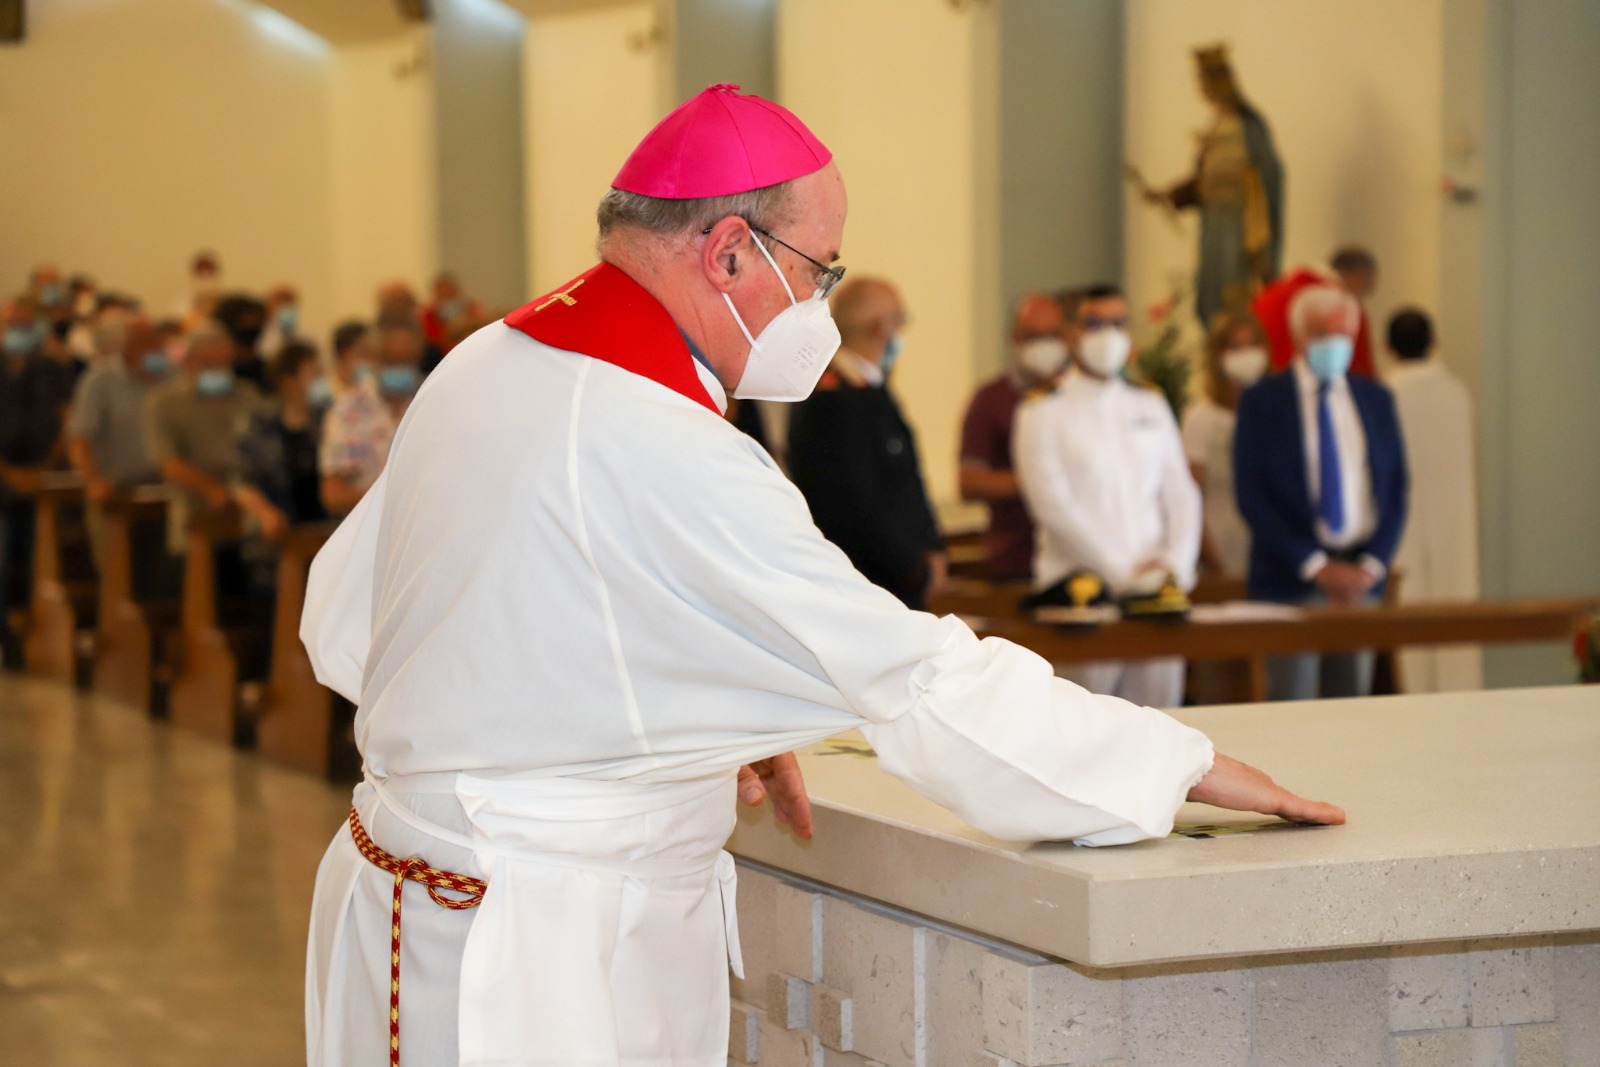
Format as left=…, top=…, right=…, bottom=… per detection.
left=738, top=752, right=814, bottom=839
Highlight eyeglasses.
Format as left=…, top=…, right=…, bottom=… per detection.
left=703, top=221, right=847, bottom=298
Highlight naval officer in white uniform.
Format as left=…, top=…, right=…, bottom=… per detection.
left=1014, top=283, right=1203, bottom=708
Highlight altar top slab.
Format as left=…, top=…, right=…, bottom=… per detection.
left=727, top=685, right=1600, bottom=968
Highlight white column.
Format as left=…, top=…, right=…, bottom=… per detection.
left=778, top=0, right=1001, bottom=521
left=522, top=2, right=666, bottom=295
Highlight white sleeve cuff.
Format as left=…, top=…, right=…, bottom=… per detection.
left=1300, top=550, right=1330, bottom=582
left=1359, top=554, right=1387, bottom=581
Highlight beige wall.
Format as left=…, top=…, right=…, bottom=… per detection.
left=1123, top=0, right=1445, bottom=373
left=523, top=2, right=665, bottom=295
left=778, top=0, right=999, bottom=518
left=0, top=0, right=336, bottom=334
left=329, top=31, right=439, bottom=326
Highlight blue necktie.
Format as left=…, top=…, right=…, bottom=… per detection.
left=1317, top=381, right=1345, bottom=535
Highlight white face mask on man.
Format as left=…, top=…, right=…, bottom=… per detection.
left=724, top=235, right=842, bottom=402
left=1076, top=327, right=1131, bottom=378
left=1017, top=337, right=1069, bottom=380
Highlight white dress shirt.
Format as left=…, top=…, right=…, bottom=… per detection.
left=1292, top=358, right=1381, bottom=579
left=1013, top=368, right=1202, bottom=592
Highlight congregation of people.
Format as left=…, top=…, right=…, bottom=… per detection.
left=778, top=244, right=1473, bottom=707
left=0, top=252, right=490, bottom=677
left=2, top=238, right=1475, bottom=711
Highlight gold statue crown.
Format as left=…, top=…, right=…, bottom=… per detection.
left=1193, top=43, right=1231, bottom=72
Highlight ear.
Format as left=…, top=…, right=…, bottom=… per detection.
left=700, top=216, right=750, bottom=295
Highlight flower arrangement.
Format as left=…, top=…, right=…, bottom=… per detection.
left=1132, top=283, right=1196, bottom=422
left=1575, top=611, right=1600, bottom=683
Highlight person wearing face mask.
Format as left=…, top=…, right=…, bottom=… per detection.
left=1182, top=310, right=1270, bottom=579
left=0, top=295, right=79, bottom=658
left=258, top=284, right=302, bottom=360
left=957, top=292, right=1078, bottom=582
left=65, top=317, right=169, bottom=569
left=297, top=85, right=1341, bottom=1067
left=785, top=276, right=946, bottom=609
left=143, top=319, right=265, bottom=554
left=1233, top=285, right=1409, bottom=701
left=1014, top=283, right=1203, bottom=709
left=318, top=321, right=418, bottom=516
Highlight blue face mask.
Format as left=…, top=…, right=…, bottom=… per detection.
left=39, top=282, right=64, bottom=307
left=308, top=376, right=335, bottom=408
left=377, top=366, right=421, bottom=398
left=3, top=324, right=44, bottom=355
left=1305, top=335, right=1354, bottom=381
left=195, top=368, right=236, bottom=397
left=140, top=350, right=171, bottom=378
left=276, top=305, right=299, bottom=334
left=881, top=334, right=903, bottom=375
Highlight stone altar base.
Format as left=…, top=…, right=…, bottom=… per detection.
left=729, top=863, right=1600, bottom=1067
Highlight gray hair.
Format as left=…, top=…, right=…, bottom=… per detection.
left=1289, top=285, right=1359, bottom=347
left=595, top=183, right=796, bottom=245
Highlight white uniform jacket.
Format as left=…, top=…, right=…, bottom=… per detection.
left=1014, top=369, right=1203, bottom=592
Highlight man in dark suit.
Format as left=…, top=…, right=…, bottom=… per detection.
left=787, top=277, right=947, bottom=610
left=1234, top=285, right=1408, bottom=700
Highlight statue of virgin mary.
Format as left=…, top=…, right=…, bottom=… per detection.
left=1152, top=45, right=1284, bottom=327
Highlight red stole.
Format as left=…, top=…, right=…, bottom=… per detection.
left=504, top=263, right=719, bottom=414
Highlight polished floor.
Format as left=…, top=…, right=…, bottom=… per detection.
left=0, top=673, right=350, bottom=1066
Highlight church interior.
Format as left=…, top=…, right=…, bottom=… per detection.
left=2, top=1, right=1598, bottom=1064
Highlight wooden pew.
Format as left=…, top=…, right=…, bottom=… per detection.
left=169, top=507, right=270, bottom=745
left=257, top=522, right=341, bottom=774
left=93, top=488, right=178, bottom=712
left=961, top=595, right=1600, bottom=702
left=21, top=472, right=94, bottom=684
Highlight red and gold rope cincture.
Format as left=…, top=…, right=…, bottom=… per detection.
left=348, top=807, right=487, bottom=1067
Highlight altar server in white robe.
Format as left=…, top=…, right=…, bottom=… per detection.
left=1387, top=308, right=1483, bottom=691
left=300, top=84, right=1343, bottom=1067
left=1013, top=283, right=1204, bottom=709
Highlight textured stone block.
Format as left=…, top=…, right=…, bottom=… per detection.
left=811, top=983, right=854, bottom=1051
left=733, top=866, right=781, bottom=1009
left=925, top=929, right=991, bottom=1067
left=729, top=1000, right=762, bottom=1064
left=1392, top=1027, right=1507, bottom=1067
left=1388, top=946, right=1472, bottom=1032
left=821, top=899, right=923, bottom=1067
left=768, top=971, right=812, bottom=1031
left=1554, top=938, right=1600, bottom=1065
left=1252, top=957, right=1387, bottom=1067
left=1469, top=940, right=1556, bottom=1027
left=775, top=882, right=825, bottom=983
left=1120, top=964, right=1249, bottom=1067
left=757, top=1010, right=819, bottom=1067
left=981, top=950, right=1121, bottom=1066
left=1512, top=1023, right=1563, bottom=1067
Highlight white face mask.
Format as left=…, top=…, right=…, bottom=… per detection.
left=1221, top=345, right=1269, bottom=387
left=726, top=236, right=842, bottom=402
left=1077, top=327, right=1130, bottom=378
left=1017, top=337, right=1068, bottom=380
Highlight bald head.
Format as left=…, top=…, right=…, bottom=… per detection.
left=1011, top=293, right=1065, bottom=345
left=830, top=277, right=904, bottom=358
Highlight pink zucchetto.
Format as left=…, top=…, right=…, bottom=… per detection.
left=612, top=83, right=832, bottom=200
